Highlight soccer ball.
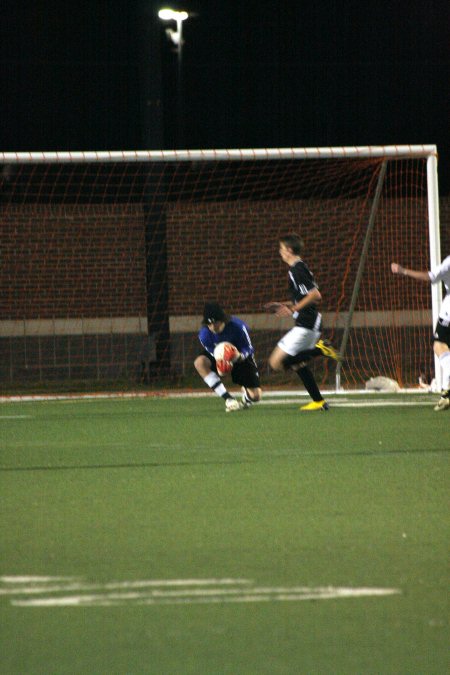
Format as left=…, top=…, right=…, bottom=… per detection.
left=213, top=341, right=239, bottom=375
left=213, top=341, right=239, bottom=362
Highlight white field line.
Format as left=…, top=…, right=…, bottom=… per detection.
left=0, top=415, right=32, bottom=419
left=0, top=576, right=77, bottom=583
left=0, top=577, right=250, bottom=596
left=259, top=399, right=433, bottom=407
left=0, top=388, right=432, bottom=404
left=2, top=576, right=400, bottom=607
left=11, top=586, right=400, bottom=607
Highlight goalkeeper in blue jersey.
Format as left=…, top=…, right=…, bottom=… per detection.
left=194, top=302, right=262, bottom=412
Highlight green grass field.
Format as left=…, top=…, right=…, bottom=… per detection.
left=1, top=393, right=449, bottom=674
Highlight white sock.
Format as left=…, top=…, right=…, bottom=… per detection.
left=204, top=372, right=228, bottom=398
left=439, top=351, right=450, bottom=390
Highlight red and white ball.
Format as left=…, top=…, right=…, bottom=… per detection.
left=213, top=341, right=239, bottom=375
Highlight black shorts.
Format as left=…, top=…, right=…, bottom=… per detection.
left=433, top=317, right=450, bottom=347
left=203, top=351, right=261, bottom=388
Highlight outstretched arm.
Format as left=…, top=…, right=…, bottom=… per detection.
left=391, top=262, right=430, bottom=282
left=264, top=301, right=293, bottom=318
left=264, top=288, right=322, bottom=318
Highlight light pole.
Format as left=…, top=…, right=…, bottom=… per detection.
left=158, top=8, right=189, bottom=148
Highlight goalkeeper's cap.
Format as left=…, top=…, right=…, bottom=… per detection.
left=202, top=302, right=226, bottom=325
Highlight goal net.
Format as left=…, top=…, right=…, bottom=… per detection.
left=0, top=146, right=442, bottom=392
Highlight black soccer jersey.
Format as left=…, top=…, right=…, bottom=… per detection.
left=288, top=260, right=322, bottom=330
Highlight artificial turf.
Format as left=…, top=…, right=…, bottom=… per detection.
left=0, top=394, right=448, bottom=674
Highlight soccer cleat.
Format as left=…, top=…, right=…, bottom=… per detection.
left=315, top=339, right=342, bottom=362
left=434, top=390, right=450, bottom=411
left=225, top=397, right=241, bottom=413
left=300, top=400, right=329, bottom=412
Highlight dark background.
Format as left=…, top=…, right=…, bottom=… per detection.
left=1, top=0, right=449, bottom=192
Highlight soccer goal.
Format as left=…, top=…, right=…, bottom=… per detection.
left=0, top=145, right=442, bottom=391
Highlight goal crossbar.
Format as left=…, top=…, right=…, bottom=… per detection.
left=0, top=144, right=438, bottom=165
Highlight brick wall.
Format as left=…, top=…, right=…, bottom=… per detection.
left=1, top=197, right=448, bottom=322
left=1, top=204, right=147, bottom=319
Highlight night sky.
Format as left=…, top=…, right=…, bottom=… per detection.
left=1, top=0, right=449, bottom=192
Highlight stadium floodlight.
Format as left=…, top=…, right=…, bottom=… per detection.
left=158, top=8, right=189, bottom=48
left=158, top=7, right=190, bottom=147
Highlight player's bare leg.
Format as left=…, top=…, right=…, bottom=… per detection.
left=194, top=355, right=213, bottom=378
left=194, top=355, right=240, bottom=412
left=268, top=345, right=288, bottom=372
left=433, top=341, right=450, bottom=411
left=268, top=345, right=328, bottom=410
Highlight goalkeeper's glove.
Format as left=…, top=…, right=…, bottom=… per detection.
left=231, top=352, right=244, bottom=364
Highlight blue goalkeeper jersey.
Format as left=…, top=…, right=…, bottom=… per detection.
left=198, top=317, right=255, bottom=360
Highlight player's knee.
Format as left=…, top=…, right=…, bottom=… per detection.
left=194, top=355, right=209, bottom=374
left=268, top=354, right=283, bottom=371
left=250, top=389, right=262, bottom=402
left=434, top=341, right=450, bottom=357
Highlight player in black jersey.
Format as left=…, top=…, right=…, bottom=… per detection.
left=265, top=233, right=337, bottom=411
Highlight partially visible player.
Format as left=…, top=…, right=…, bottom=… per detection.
left=265, top=233, right=337, bottom=411
left=194, top=302, right=262, bottom=412
left=391, top=256, right=450, bottom=411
